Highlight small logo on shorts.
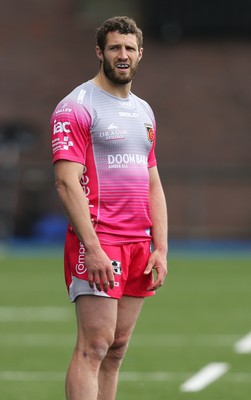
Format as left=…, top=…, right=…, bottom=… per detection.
left=111, top=260, right=122, bottom=275
left=76, top=263, right=87, bottom=274
left=75, top=242, right=87, bottom=275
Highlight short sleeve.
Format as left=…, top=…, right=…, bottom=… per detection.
left=50, top=101, right=91, bottom=165
left=148, top=119, right=157, bottom=168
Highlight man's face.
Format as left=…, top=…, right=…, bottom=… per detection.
left=98, top=31, right=143, bottom=85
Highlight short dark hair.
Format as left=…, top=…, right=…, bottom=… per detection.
left=96, top=16, right=143, bottom=51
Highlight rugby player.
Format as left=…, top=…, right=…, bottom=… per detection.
left=51, top=16, right=168, bottom=400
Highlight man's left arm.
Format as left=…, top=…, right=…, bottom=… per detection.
left=144, top=166, right=168, bottom=290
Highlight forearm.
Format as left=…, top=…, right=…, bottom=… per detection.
left=54, top=161, right=114, bottom=291
left=145, top=167, right=168, bottom=290
left=149, top=168, right=168, bottom=256
left=150, top=190, right=168, bottom=254
left=54, top=163, right=100, bottom=251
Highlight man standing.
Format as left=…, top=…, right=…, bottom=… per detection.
left=51, top=16, right=168, bottom=400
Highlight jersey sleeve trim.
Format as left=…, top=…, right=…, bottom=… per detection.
left=53, top=154, right=86, bottom=165
left=148, top=159, right=157, bottom=168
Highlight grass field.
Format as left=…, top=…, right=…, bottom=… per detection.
left=0, top=242, right=250, bottom=399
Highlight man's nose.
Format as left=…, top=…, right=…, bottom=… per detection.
left=118, top=47, right=128, bottom=60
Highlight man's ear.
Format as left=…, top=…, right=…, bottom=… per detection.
left=95, top=46, right=103, bottom=62
left=138, top=47, right=143, bottom=62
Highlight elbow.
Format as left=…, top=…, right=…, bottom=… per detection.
left=55, top=176, right=67, bottom=197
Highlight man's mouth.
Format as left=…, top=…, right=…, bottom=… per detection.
left=116, top=63, right=130, bottom=69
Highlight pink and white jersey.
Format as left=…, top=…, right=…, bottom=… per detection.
left=50, top=80, right=157, bottom=244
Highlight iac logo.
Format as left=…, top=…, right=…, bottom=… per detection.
left=53, top=120, right=71, bottom=134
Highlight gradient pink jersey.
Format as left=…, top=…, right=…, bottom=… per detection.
left=50, top=80, right=157, bottom=244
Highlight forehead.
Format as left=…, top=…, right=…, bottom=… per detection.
left=105, top=31, right=139, bottom=47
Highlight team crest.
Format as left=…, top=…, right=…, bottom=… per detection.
left=145, top=124, right=154, bottom=144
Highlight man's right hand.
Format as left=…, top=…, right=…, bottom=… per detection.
left=84, top=247, right=115, bottom=292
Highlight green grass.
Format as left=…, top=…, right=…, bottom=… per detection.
left=0, top=245, right=250, bottom=399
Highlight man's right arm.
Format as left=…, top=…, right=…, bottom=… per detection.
left=54, top=160, right=114, bottom=292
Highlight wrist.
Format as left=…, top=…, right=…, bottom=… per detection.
left=78, top=230, right=101, bottom=252
left=152, top=244, right=168, bottom=256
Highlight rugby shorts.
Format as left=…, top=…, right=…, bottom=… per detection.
left=64, top=229, right=155, bottom=302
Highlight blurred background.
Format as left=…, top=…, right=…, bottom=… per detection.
left=0, top=0, right=251, bottom=245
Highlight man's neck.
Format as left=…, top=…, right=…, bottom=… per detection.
left=92, top=72, right=131, bottom=99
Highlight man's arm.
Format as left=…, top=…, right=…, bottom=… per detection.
left=144, top=166, right=168, bottom=290
left=54, top=160, right=114, bottom=292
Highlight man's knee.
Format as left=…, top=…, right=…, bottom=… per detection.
left=76, top=332, right=115, bottom=365
left=93, top=335, right=116, bottom=360
left=106, top=335, right=130, bottom=365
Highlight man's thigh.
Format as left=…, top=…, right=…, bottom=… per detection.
left=115, top=296, right=145, bottom=341
left=75, top=296, right=118, bottom=344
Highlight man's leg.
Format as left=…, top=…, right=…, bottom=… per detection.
left=65, top=295, right=118, bottom=400
left=98, top=296, right=144, bottom=400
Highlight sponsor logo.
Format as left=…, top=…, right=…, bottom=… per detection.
left=120, top=101, right=134, bottom=108
left=107, top=123, right=118, bottom=129
left=53, top=120, right=71, bottom=134
left=80, top=166, right=94, bottom=212
left=55, top=102, right=72, bottom=114
left=75, top=242, right=87, bottom=275
left=52, top=136, right=73, bottom=153
left=77, top=89, right=86, bottom=104
left=80, top=166, right=90, bottom=196
left=119, top=111, right=139, bottom=118
left=111, top=260, right=122, bottom=275
left=99, top=123, right=127, bottom=141
left=108, top=153, right=147, bottom=168
left=145, top=124, right=154, bottom=143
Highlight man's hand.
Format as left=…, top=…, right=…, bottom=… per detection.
left=144, top=249, right=167, bottom=291
left=84, top=247, right=115, bottom=292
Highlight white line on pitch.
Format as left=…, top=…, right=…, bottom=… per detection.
left=0, top=371, right=188, bottom=382
left=1, top=370, right=251, bottom=383
left=0, top=333, right=240, bottom=346
left=131, top=334, right=238, bottom=347
left=234, top=332, right=251, bottom=354
left=0, top=333, right=75, bottom=346
left=120, top=372, right=188, bottom=381
left=0, top=371, right=65, bottom=382
left=180, top=363, right=229, bottom=392
left=0, top=307, right=72, bottom=322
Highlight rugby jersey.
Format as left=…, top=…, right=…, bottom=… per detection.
left=50, top=80, right=157, bottom=244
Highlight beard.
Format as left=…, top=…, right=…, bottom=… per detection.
left=102, top=56, right=138, bottom=85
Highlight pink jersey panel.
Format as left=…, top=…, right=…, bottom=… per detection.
left=51, top=101, right=91, bottom=165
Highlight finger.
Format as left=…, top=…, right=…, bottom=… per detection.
left=107, top=269, right=115, bottom=289
left=99, top=268, right=114, bottom=292
left=109, top=279, right=115, bottom=289
left=102, top=281, right=109, bottom=292
left=147, top=269, right=166, bottom=291
left=88, top=272, right=94, bottom=289
left=148, top=280, right=163, bottom=291
left=144, top=260, right=154, bottom=275
left=93, top=272, right=101, bottom=291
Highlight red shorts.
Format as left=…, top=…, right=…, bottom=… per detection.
left=64, top=230, right=155, bottom=302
